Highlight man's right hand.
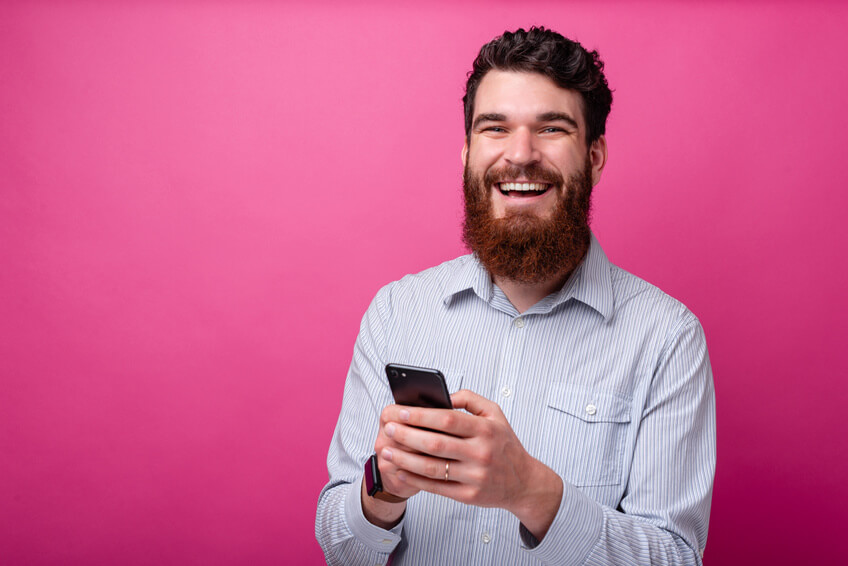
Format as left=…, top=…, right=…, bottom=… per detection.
left=375, top=404, right=426, bottom=499
left=360, top=404, right=421, bottom=529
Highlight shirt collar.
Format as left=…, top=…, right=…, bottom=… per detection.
left=442, top=232, right=614, bottom=321
left=442, top=255, right=494, bottom=304
left=554, top=232, right=614, bottom=320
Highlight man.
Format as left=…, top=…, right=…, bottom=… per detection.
left=316, top=27, right=715, bottom=566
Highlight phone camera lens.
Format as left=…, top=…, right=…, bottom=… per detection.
left=389, top=369, right=398, bottom=378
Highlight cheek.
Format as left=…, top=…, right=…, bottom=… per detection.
left=468, top=143, right=502, bottom=169
left=558, top=148, right=588, bottom=173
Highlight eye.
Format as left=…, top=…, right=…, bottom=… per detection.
left=484, top=126, right=507, bottom=133
left=541, top=126, right=566, bottom=134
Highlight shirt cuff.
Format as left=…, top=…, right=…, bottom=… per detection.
left=344, top=474, right=404, bottom=554
left=520, top=480, right=604, bottom=564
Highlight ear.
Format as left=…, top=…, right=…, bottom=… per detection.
left=589, top=135, right=608, bottom=186
left=461, top=141, right=468, bottom=168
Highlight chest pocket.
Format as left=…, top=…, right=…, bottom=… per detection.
left=540, top=383, right=632, bottom=487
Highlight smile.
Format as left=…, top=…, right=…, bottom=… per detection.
left=497, top=182, right=552, bottom=197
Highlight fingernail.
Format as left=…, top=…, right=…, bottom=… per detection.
left=385, top=423, right=396, bottom=437
left=399, top=409, right=410, bottom=422
left=381, top=447, right=393, bottom=461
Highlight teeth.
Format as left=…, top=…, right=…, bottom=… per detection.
left=499, top=182, right=548, bottom=192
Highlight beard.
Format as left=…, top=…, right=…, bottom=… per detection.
left=461, top=159, right=594, bottom=285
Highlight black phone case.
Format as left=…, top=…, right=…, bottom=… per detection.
left=385, top=363, right=453, bottom=409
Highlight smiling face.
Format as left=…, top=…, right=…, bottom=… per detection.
left=461, top=70, right=608, bottom=284
left=463, top=70, right=606, bottom=218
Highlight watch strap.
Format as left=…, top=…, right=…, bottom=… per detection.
left=365, top=453, right=408, bottom=503
left=372, top=490, right=408, bottom=503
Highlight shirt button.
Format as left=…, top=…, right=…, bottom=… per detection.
left=481, top=532, right=491, bottom=544
left=585, top=404, right=597, bottom=416
left=514, top=317, right=525, bottom=328
left=501, top=386, right=512, bottom=398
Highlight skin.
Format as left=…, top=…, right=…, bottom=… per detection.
left=362, top=70, right=609, bottom=541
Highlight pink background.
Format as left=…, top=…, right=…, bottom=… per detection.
left=2, top=1, right=847, bottom=564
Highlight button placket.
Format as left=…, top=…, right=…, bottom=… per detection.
left=496, top=314, right=526, bottom=421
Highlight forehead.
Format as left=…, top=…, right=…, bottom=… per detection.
left=473, top=70, right=585, bottom=128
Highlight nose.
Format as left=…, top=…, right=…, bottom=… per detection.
left=504, top=128, right=540, bottom=167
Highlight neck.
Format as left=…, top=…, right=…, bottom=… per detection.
left=493, top=267, right=572, bottom=314
left=491, top=239, right=589, bottom=314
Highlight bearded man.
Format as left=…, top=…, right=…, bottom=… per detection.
left=316, top=27, right=715, bottom=566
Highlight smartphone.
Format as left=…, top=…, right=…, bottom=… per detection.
left=385, top=363, right=453, bottom=409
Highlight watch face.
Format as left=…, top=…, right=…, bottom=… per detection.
left=365, top=454, right=382, bottom=496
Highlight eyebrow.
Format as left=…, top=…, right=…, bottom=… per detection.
left=472, top=113, right=507, bottom=130
left=537, top=111, right=579, bottom=130
left=471, top=111, right=580, bottom=131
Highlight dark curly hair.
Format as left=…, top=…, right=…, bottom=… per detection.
left=463, top=27, right=613, bottom=145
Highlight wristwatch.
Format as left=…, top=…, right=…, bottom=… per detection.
left=365, top=453, right=408, bottom=503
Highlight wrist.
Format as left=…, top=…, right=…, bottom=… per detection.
left=360, top=475, right=406, bottom=530
left=365, top=453, right=408, bottom=503
left=511, top=458, right=563, bottom=541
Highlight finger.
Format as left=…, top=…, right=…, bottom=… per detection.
left=379, top=405, right=429, bottom=453
left=375, top=434, right=409, bottom=457
left=382, top=446, right=463, bottom=483
left=376, top=456, right=420, bottom=499
left=395, top=468, right=477, bottom=503
left=384, top=422, right=465, bottom=460
left=386, top=405, right=479, bottom=438
left=450, top=389, right=504, bottom=419
left=380, top=404, right=405, bottom=426
left=374, top=438, right=423, bottom=498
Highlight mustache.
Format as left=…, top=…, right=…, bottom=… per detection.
left=483, top=164, right=564, bottom=188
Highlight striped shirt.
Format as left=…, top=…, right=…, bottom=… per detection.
left=316, top=233, right=715, bottom=565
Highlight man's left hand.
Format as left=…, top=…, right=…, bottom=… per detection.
left=379, top=389, right=563, bottom=540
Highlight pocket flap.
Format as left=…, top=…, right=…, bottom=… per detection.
left=546, top=383, right=631, bottom=423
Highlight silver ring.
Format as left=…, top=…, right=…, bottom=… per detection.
left=445, top=461, right=450, bottom=482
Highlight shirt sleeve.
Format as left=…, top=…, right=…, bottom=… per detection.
left=521, top=313, right=716, bottom=566
left=315, top=286, right=406, bottom=565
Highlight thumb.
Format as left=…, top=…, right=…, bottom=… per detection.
left=450, top=389, right=503, bottom=419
